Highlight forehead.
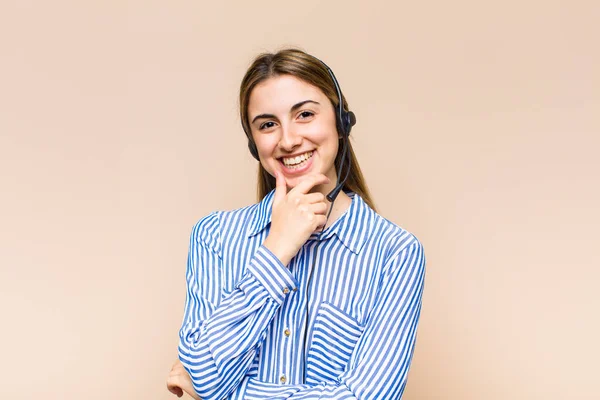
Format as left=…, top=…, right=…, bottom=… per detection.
left=248, top=75, right=325, bottom=114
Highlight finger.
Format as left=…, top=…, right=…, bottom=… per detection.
left=290, top=174, right=330, bottom=195
left=273, top=170, right=287, bottom=205
left=169, top=387, right=183, bottom=397
left=167, top=377, right=183, bottom=397
left=166, top=376, right=178, bottom=388
left=314, top=214, right=327, bottom=229
left=308, top=202, right=329, bottom=215
left=303, top=192, right=328, bottom=205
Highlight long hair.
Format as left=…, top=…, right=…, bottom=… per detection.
left=239, top=48, right=376, bottom=211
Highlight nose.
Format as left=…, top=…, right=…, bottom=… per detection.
left=278, top=124, right=302, bottom=152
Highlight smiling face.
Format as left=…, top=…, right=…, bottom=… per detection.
left=247, top=74, right=340, bottom=194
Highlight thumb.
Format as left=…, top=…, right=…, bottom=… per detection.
left=273, top=170, right=287, bottom=205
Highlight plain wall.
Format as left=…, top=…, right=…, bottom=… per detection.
left=1, top=1, right=598, bottom=399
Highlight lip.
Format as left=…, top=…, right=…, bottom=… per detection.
left=278, top=150, right=314, bottom=160
left=278, top=151, right=314, bottom=176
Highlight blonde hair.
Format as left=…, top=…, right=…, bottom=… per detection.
left=239, top=48, right=376, bottom=211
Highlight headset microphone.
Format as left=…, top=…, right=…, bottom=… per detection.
left=325, top=132, right=352, bottom=203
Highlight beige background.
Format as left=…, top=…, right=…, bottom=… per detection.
left=1, top=0, right=598, bottom=399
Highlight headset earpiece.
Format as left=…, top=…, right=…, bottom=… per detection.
left=347, top=111, right=356, bottom=132
left=337, top=109, right=356, bottom=138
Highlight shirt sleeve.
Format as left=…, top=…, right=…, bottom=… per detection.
left=178, top=212, right=299, bottom=400
left=230, top=238, right=426, bottom=400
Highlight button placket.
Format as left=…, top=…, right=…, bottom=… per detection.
left=280, top=250, right=303, bottom=384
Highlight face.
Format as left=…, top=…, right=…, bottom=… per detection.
left=247, top=75, right=340, bottom=194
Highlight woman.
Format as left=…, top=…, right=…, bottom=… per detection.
left=167, top=49, right=426, bottom=399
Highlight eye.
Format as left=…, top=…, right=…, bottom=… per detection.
left=298, top=111, right=314, bottom=120
left=259, top=121, right=277, bottom=130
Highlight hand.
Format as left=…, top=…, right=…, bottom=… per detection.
left=166, top=359, right=201, bottom=400
left=263, top=171, right=330, bottom=265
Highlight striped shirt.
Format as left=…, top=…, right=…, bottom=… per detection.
left=178, top=189, right=426, bottom=399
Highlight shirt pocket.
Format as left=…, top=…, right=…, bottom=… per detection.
left=306, top=302, right=365, bottom=384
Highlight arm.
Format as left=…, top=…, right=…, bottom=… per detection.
left=233, top=239, right=426, bottom=400
left=177, top=212, right=298, bottom=400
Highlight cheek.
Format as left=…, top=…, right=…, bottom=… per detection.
left=313, top=129, right=340, bottom=155
left=303, top=122, right=337, bottom=146
left=253, top=135, right=277, bottom=155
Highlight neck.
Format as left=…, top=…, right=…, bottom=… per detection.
left=323, top=190, right=352, bottom=230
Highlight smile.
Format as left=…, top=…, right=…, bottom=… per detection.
left=281, top=151, right=314, bottom=169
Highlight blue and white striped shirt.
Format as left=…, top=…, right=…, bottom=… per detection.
left=178, top=189, right=426, bottom=399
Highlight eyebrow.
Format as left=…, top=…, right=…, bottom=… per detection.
left=251, top=100, right=320, bottom=124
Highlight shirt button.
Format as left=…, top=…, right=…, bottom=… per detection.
left=284, top=328, right=291, bottom=337
left=282, top=287, right=290, bottom=295
left=280, top=374, right=287, bottom=384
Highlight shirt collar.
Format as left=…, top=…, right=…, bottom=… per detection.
left=246, top=189, right=276, bottom=239
left=246, top=189, right=373, bottom=254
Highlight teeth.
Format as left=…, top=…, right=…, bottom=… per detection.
left=282, top=151, right=312, bottom=166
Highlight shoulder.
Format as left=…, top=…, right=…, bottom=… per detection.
left=363, top=202, right=425, bottom=270
left=189, top=201, right=263, bottom=251
left=382, top=215, right=423, bottom=255
left=373, top=217, right=425, bottom=284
